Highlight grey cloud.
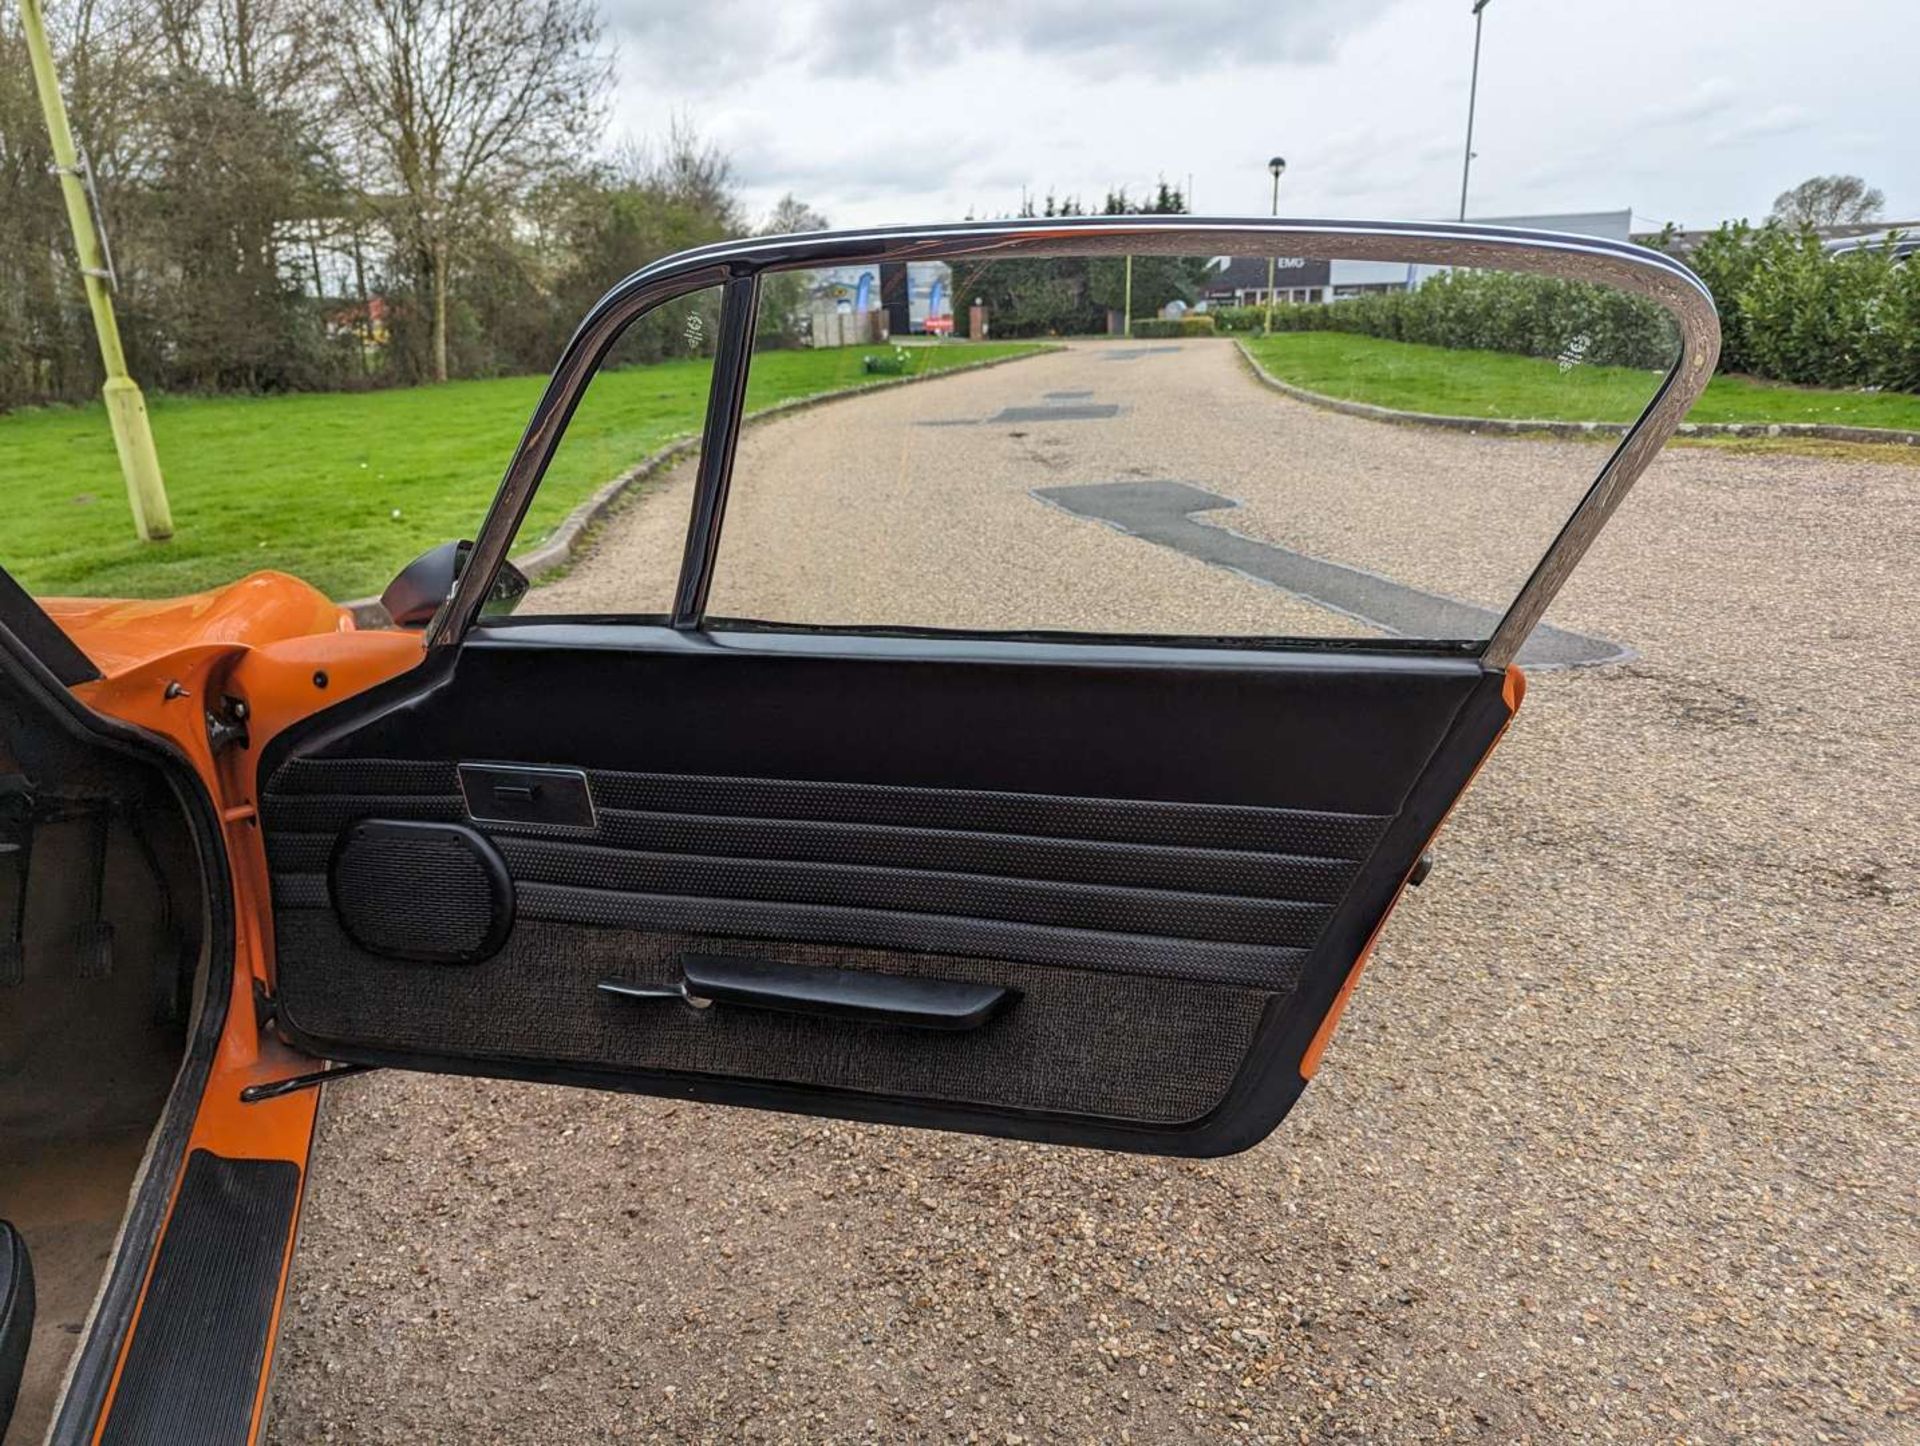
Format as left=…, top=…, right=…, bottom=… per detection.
left=725, top=123, right=1029, bottom=201
left=606, top=0, right=1397, bottom=84
left=806, top=0, right=1394, bottom=74
left=1704, top=104, right=1812, bottom=150
left=1642, top=77, right=1738, bottom=128
left=603, top=0, right=1919, bottom=233
left=606, top=0, right=796, bottom=89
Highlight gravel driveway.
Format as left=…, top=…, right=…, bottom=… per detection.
left=267, top=342, right=1917, bottom=1443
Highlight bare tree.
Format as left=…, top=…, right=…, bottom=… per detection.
left=324, top=0, right=607, bottom=381
left=761, top=193, right=828, bottom=236
left=1769, top=174, right=1885, bottom=229
left=152, top=0, right=325, bottom=100
left=651, top=117, right=739, bottom=233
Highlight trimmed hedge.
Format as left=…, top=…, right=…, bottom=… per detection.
left=1245, top=271, right=1679, bottom=371
left=1209, top=306, right=1274, bottom=335
left=1129, top=315, right=1216, bottom=338
left=1213, top=228, right=1918, bottom=394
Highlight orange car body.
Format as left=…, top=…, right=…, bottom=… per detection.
left=46, top=573, right=420, bottom=1438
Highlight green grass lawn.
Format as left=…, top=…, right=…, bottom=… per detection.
left=1240, top=331, right=1920, bottom=432
left=0, top=341, right=1043, bottom=601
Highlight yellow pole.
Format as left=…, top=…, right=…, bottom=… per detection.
left=21, top=0, right=173, bottom=541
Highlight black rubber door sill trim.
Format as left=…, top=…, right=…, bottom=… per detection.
left=98, top=1151, right=299, bottom=1446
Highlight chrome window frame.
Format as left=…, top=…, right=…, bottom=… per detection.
left=426, top=216, right=1720, bottom=667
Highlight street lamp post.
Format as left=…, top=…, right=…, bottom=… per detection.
left=1458, top=0, right=1492, bottom=223
left=1264, top=156, right=1287, bottom=335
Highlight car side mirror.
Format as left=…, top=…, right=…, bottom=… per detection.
left=380, top=540, right=529, bottom=630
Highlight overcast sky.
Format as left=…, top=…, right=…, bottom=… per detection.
left=601, top=0, right=1914, bottom=235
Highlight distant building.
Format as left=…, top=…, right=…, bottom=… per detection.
left=1328, top=259, right=1418, bottom=299
left=1202, top=255, right=1330, bottom=306
left=1472, top=209, right=1634, bottom=241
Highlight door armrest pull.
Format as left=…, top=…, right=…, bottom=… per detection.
left=599, top=953, right=1013, bottom=1031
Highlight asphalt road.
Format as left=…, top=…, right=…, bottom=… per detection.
left=268, top=341, right=1916, bottom=1443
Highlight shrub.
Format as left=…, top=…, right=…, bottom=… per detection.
left=1209, top=306, right=1269, bottom=334
left=1680, top=221, right=1775, bottom=374
left=1859, top=249, right=1920, bottom=393
left=1130, top=315, right=1215, bottom=338
left=1670, top=221, right=1918, bottom=392
left=1739, top=232, right=1911, bottom=388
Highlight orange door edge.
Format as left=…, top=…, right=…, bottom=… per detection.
left=1300, top=663, right=1525, bottom=1078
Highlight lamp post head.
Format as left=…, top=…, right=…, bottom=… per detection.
left=1268, top=157, right=1287, bottom=178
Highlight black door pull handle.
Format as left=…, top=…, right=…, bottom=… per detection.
left=599, top=953, right=1013, bottom=1031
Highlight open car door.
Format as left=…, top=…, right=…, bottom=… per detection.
left=255, top=218, right=1717, bottom=1156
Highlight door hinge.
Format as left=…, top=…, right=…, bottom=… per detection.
left=205, top=695, right=250, bottom=752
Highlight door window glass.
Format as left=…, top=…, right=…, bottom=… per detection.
left=699, top=250, right=1679, bottom=659
left=507, top=283, right=723, bottom=618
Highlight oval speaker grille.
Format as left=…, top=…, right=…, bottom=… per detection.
left=329, top=820, right=513, bottom=963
